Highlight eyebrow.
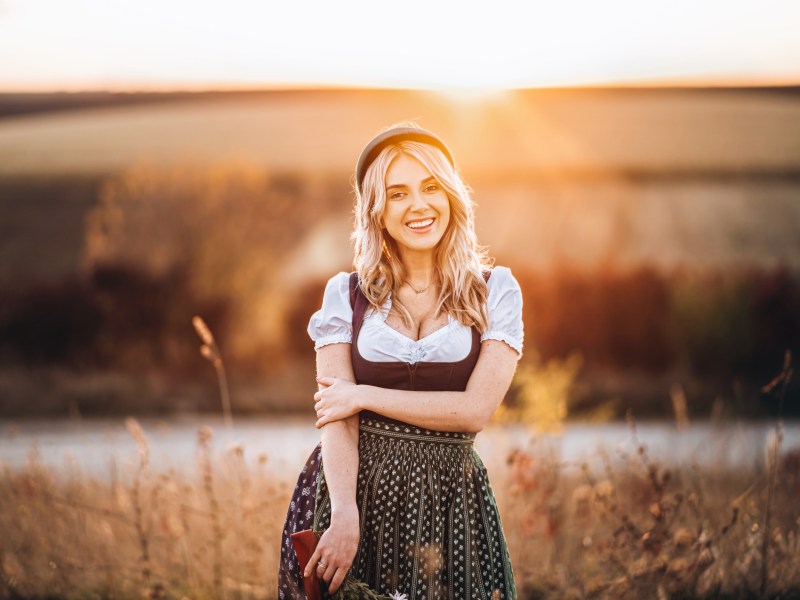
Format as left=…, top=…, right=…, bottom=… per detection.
left=386, top=176, right=437, bottom=191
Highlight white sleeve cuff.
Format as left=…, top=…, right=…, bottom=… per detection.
left=313, top=333, right=353, bottom=350
left=481, top=330, right=523, bottom=358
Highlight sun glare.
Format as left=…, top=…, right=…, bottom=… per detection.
left=0, top=0, right=798, bottom=90
left=431, top=87, right=512, bottom=106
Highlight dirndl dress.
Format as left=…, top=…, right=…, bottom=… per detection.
left=278, top=273, right=517, bottom=599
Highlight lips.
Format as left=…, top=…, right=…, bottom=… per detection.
left=406, top=217, right=435, bottom=232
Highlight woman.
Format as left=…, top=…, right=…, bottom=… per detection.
left=278, top=123, right=523, bottom=599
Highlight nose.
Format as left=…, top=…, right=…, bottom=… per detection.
left=408, top=189, right=429, bottom=211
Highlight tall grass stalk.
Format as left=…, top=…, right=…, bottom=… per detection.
left=125, top=417, right=152, bottom=591
left=760, top=350, right=793, bottom=597
left=198, top=426, right=224, bottom=599
left=193, top=315, right=233, bottom=430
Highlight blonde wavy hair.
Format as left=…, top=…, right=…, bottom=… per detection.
left=352, top=125, right=493, bottom=332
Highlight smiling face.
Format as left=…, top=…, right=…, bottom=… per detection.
left=380, top=152, right=451, bottom=260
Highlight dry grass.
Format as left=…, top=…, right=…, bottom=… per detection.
left=0, top=422, right=287, bottom=599
left=1, top=415, right=799, bottom=599
left=503, top=419, right=800, bottom=599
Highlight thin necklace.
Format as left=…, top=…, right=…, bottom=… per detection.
left=405, top=279, right=432, bottom=294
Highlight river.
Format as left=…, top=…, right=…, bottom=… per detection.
left=1, top=417, right=798, bottom=481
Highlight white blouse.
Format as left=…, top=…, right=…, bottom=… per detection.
left=307, top=266, right=524, bottom=363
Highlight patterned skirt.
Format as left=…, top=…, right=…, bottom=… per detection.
left=278, top=416, right=516, bottom=599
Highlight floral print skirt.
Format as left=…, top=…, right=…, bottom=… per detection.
left=278, top=416, right=516, bottom=599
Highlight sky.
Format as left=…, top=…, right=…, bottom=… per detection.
left=1, top=0, right=799, bottom=91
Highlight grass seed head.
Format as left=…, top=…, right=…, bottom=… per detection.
left=192, top=316, right=214, bottom=345
left=125, top=417, right=149, bottom=461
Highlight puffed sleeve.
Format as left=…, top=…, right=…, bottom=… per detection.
left=307, top=272, right=353, bottom=350
left=481, top=266, right=524, bottom=358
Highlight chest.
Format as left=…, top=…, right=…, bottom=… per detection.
left=383, top=293, right=448, bottom=341
left=349, top=278, right=482, bottom=396
left=353, top=313, right=480, bottom=395
left=357, top=311, right=472, bottom=364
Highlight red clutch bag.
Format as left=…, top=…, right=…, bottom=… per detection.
left=291, top=529, right=322, bottom=600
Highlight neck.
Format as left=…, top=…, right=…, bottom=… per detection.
left=399, top=248, right=435, bottom=287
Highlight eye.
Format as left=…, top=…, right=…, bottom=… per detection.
left=424, top=183, right=439, bottom=193
left=389, top=190, right=406, bottom=200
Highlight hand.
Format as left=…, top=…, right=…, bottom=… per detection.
left=314, top=377, right=362, bottom=428
left=304, top=507, right=360, bottom=594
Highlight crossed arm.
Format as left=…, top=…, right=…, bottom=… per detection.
left=314, top=339, right=520, bottom=433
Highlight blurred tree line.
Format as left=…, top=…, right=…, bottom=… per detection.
left=0, top=164, right=798, bottom=417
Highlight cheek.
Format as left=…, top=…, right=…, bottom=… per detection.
left=437, top=196, right=452, bottom=223
left=378, top=209, right=390, bottom=229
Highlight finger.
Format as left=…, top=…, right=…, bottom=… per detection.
left=317, top=411, right=335, bottom=427
left=318, top=563, right=330, bottom=584
left=313, top=390, right=322, bottom=401
left=329, top=567, right=348, bottom=594
left=316, top=560, right=330, bottom=581
left=304, top=548, right=322, bottom=578
left=316, top=376, right=335, bottom=385
left=314, top=400, right=323, bottom=411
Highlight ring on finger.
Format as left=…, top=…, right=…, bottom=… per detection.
left=317, top=560, right=328, bottom=570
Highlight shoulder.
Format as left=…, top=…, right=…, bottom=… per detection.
left=481, top=266, right=524, bottom=357
left=307, top=271, right=353, bottom=348
left=486, top=265, right=521, bottom=295
left=319, top=271, right=354, bottom=304
left=325, top=271, right=352, bottom=291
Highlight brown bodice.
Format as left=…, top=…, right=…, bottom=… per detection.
left=348, top=272, right=484, bottom=424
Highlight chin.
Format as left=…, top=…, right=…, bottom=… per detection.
left=404, top=234, right=445, bottom=253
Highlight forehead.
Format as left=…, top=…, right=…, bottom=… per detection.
left=384, top=153, right=434, bottom=187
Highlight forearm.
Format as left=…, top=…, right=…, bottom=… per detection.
left=359, top=386, right=493, bottom=433
left=314, top=343, right=360, bottom=520
left=319, top=415, right=360, bottom=517
left=355, top=341, right=520, bottom=433
left=315, top=342, right=518, bottom=435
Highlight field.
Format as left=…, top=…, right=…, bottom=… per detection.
left=1, top=415, right=799, bottom=599
left=2, top=88, right=800, bottom=177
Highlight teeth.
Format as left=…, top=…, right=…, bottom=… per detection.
left=407, top=218, right=434, bottom=229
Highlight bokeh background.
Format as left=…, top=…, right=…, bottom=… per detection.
left=2, top=2, right=800, bottom=598
left=1, top=88, right=799, bottom=418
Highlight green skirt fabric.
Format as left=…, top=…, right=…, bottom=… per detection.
left=313, top=416, right=517, bottom=599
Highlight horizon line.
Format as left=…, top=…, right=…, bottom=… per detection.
left=3, top=83, right=800, bottom=96
left=2, top=74, right=800, bottom=95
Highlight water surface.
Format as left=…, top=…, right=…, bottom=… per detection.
left=1, top=417, right=797, bottom=481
